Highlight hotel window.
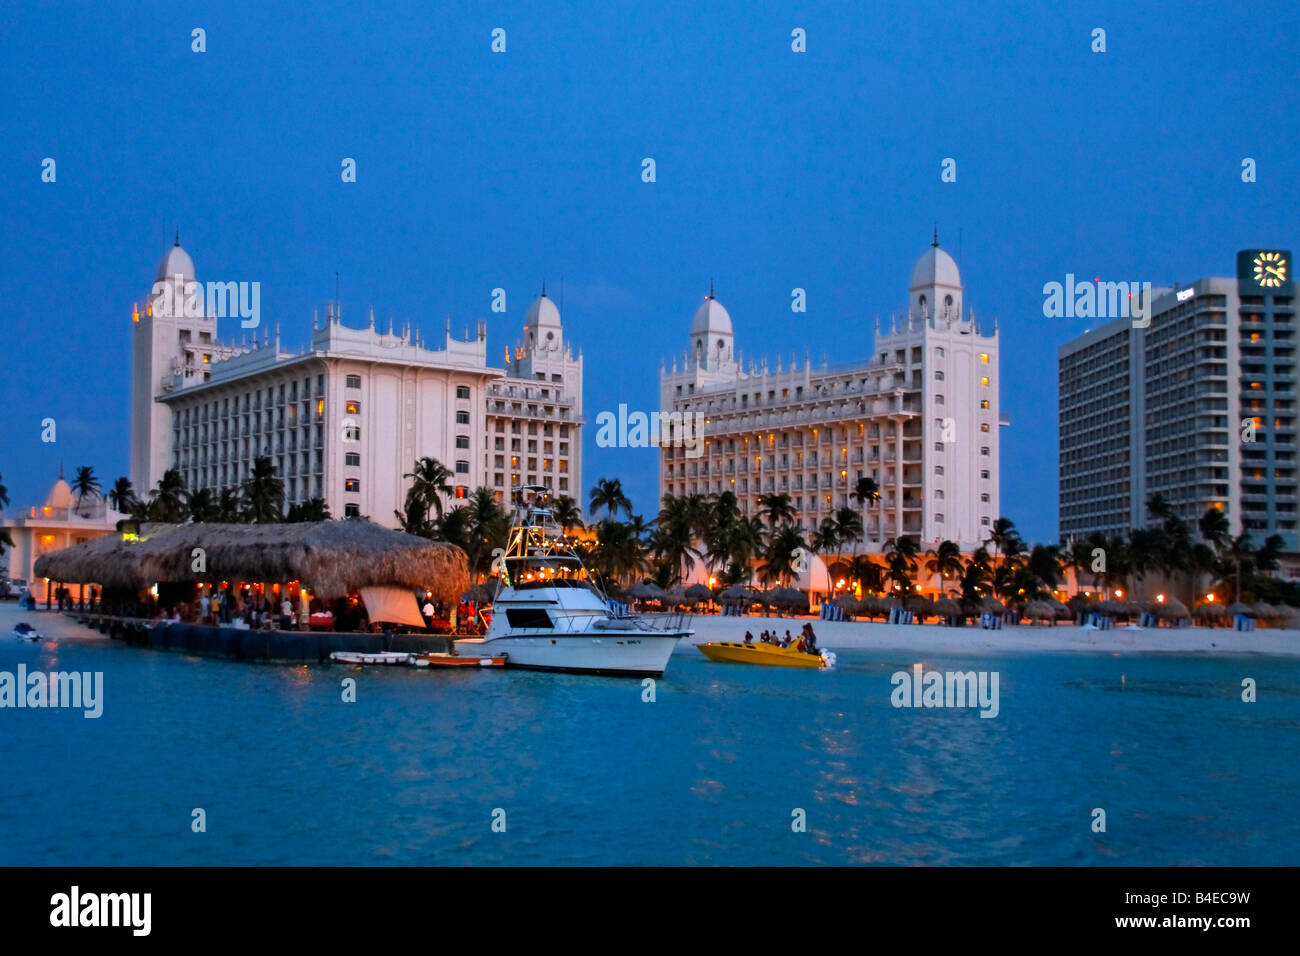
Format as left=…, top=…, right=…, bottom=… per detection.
left=935, top=394, right=944, bottom=405
left=456, top=411, right=470, bottom=425
left=980, top=376, right=989, bottom=386
left=346, top=374, right=361, bottom=389
left=344, top=503, right=360, bottom=518
left=980, top=493, right=990, bottom=503
left=934, top=442, right=944, bottom=451
left=935, top=347, right=945, bottom=359
left=980, top=400, right=989, bottom=409
left=980, top=353, right=989, bottom=363
left=455, top=486, right=468, bottom=499
left=345, top=452, right=360, bottom=467
left=935, top=465, right=944, bottom=475
left=935, top=489, right=945, bottom=499
left=980, top=446, right=990, bottom=456
left=343, top=424, right=360, bottom=441
left=456, top=385, right=471, bottom=399
left=981, top=424, right=990, bottom=432
left=345, top=478, right=360, bottom=493
left=981, top=516, right=990, bottom=526
left=346, top=401, right=360, bottom=415
left=455, top=460, right=470, bottom=474
left=980, top=469, right=990, bottom=479
left=935, top=513, right=944, bottom=523
left=935, top=370, right=945, bottom=381
left=456, top=435, right=470, bottom=449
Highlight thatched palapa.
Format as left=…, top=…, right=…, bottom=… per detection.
left=34, top=520, right=468, bottom=604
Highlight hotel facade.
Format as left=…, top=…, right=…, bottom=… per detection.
left=130, top=241, right=583, bottom=524
left=658, top=239, right=1004, bottom=554
left=1058, top=249, right=1297, bottom=553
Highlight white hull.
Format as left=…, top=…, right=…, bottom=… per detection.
left=464, top=631, right=686, bottom=676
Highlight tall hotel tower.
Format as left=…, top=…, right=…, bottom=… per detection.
left=658, top=236, right=1003, bottom=553
left=1058, top=249, right=1297, bottom=554
left=130, top=240, right=583, bottom=524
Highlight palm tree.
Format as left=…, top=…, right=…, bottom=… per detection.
left=883, top=535, right=919, bottom=594
left=146, top=469, right=188, bottom=523
left=241, top=456, right=285, bottom=523
left=985, top=517, right=1020, bottom=563
left=464, top=487, right=510, bottom=577
left=593, top=518, right=643, bottom=588
left=925, top=539, right=964, bottom=587
left=71, top=465, right=101, bottom=512
left=848, top=554, right=885, bottom=594
left=551, top=495, right=584, bottom=534
left=649, top=494, right=701, bottom=585
left=1224, top=533, right=1254, bottom=603
left=757, top=492, right=796, bottom=528
left=286, top=498, right=331, bottom=522
left=835, top=506, right=864, bottom=558
left=957, top=554, right=991, bottom=612
left=759, top=524, right=807, bottom=586
left=186, top=487, right=219, bottom=523
left=810, top=517, right=840, bottom=557
left=107, top=477, right=136, bottom=514
left=1026, top=543, right=1064, bottom=596
left=851, top=476, right=880, bottom=541
left=216, top=487, right=243, bottom=522
left=1199, top=506, right=1230, bottom=552
left=588, top=478, right=632, bottom=520
left=405, top=457, right=453, bottom=520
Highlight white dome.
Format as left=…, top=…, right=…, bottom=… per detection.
left=690, top=295, right=732, bottom=336
left=909, top=244, right=961, bottom=292
left=794, top=553, right=832, bottom=593
left=156, top=241, right=195, bottom=282
left=525, top=292, right=562, bottom=330
left=45, top=477, right=74, bottom=509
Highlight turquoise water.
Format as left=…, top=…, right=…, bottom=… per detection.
left=2, top=633, right=1297, bottom=865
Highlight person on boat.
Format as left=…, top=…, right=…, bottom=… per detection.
left=783, top=630, right=793, bottom=647
left=801, top=623, right=819, bottom=654
left=743, top=630, right=754, bottom=644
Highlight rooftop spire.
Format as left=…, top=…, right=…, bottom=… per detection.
left=541, top=280, right=547, bottom=297
left=932, top=224, right=939, bottom=247
left=174, top=228, right=180, bottom=247
left=709, top=278, right=714, bottom=299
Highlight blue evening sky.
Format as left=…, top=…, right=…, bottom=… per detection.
left=2, top=0, right=1297, bottom=543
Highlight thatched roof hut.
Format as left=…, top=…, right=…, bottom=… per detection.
left=1155, top=597, right=1190, bottom=620
left=980, top=596, right=1005, bottom=614
left=1226, top=602, right=1255, bottom=617
left=33, top=520, right=468, bottom=604
left=1023, top=599, right=1061, bottom=622
left=1193, top=602, right=1226, bottom=621
left=684, top=583, right=714, bottom=601
left=934, top=597, right=964, bottom=618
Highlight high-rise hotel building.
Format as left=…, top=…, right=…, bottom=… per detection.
left=130, top=240, right=583, bottom=524
left=658, top=238, right=1003, bottom=553
left=1058, top=249, right=1297, bottom=553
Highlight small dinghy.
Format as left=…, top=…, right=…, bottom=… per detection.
left=12, top=622, right=42, bottom=642
left=411, top=651, right=507, bottom=669
left=328, top=651, right=412, bottom=666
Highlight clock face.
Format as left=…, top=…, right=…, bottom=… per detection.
left=1253, top=251, right=1288, bottom=288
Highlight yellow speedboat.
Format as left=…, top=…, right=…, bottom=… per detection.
left=697, top=640, right=834, bottom=669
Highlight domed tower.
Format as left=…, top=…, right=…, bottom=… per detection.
left=689, top=285, right=734, bottom=369
left=522, top=285, right=564, bottom=354
left=909, top=231, right=963, bottom=325
left=130, top=235, right=221, bottom=495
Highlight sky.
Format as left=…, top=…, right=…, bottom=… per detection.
left=2, top=0, right=1297, bottom=543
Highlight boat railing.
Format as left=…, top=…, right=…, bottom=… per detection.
left=629, top=611, right=693, bottom=632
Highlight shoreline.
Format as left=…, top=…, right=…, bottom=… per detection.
left=4, top=602, right=1298, bottom=658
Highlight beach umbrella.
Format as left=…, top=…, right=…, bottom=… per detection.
left=980, top=596, right=1005, bottom=614
left=684, top=583, right=714, bottom=602
left=1155, top=597, right=1190, bottom=620
left=1226, top=602, right=1255, bottom=617
left=934, top=597, right=963, bottom=618
left=1023, top=599, right=1059, bottom=622
left=1193, top=602, right=1226, bottom=620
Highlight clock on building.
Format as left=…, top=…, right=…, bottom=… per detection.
left=1238, top=249, right=1293, bottom=293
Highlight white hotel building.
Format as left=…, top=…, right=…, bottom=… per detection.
left=658, top=238, right=1003, bottom=554
left=130, top=241, right=583, bottom=523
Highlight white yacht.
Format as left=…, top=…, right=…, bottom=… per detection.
left=457, top=486, right=691, bottom=676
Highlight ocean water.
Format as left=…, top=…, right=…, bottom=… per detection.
left=2, top=631, right=1297, bottom=866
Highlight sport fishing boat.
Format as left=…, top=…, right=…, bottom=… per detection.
left=698, top=640, right=836, bottom=669
left=458, top=485, right=691, bottom=676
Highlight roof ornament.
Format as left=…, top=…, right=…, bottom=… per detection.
left=932, top=224, right=939, bottom=248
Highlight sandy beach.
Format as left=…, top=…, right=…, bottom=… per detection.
left=4, top=601, right=1299, bottom=657
left=683, top=611, right=1300, bottom=657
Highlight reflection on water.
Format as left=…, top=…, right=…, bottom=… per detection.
left=0, top=630, right=1298, bottom=865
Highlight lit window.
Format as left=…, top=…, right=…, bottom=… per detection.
left=980, top=400, right=989, bottom=409
left=345, top=478, right=360, bottom=493
left=345, top=401, right=360, bottom=415
left=980, top=376, right=989, bottom=386
left=979, top=353, right=989, bottom=363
